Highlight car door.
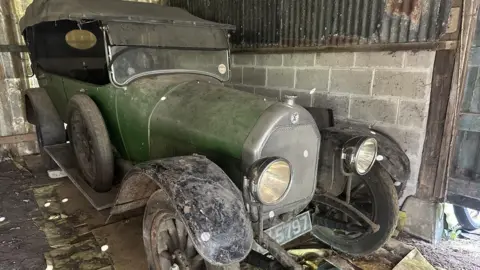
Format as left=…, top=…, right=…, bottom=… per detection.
left=447, top=15, right=480, bottom=211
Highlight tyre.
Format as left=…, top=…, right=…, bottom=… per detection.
left=143, top=190, right=240, bottom=270
left=25, top=89, right=66, bottom=170
left=67, top=94, right=113, bottom=192
left=453, top=206, right=480, bottom=231
left=312, top=165, right=398, bottom=256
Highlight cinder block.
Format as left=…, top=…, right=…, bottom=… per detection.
left=374, top=125, right=423, bottom=158
left=398, top=100, right=428, bottom=128
left=373, top=70, right=428, bottom=99
left=295, top=69, right=329, bottom=91
left=355, top=51, right=403, bottom=67
left=255, top=87, right=281, bottom=101
left=331, top=69, right=372, bottom=95
left=256, top=54, right=282, bottom=66
left=282, top=89, right=312, bottom=107
left=233, top=54, right=255, bottom=66
left=243, top=67, right=266, bottom=86
left=312, top=93, right=349, bottom=117
left=350, top=97, right=398, bottom=124
left=266, top=68, right=295, bottom=88
left=232, top=85, right=254, bottom=93
left=402, top=197, right=444, bottom=244
left=316, top=52, right=354, bottom=67
left=230, top=67, right=242, bottom=84
left=283, top=53, right=315, bottom=67
left=405, top=51, right=435, bottom=68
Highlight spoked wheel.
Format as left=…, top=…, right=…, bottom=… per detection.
left=312, top=165, right=398, bottom=256
left=67, top=94, right=113, bottom=192
left=144, top=190, right=240, bottom=270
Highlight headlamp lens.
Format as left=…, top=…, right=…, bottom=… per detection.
left=257, top=159, right=291, bottom=205
left=354, top=138, right=378, bottom=175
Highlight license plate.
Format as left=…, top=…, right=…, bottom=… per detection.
left=264, top=211, right=312, bottom=246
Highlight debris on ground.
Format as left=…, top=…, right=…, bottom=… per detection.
left=400, top=233, right=480, bottom=270
left=2, top=155, right=480, bottom=270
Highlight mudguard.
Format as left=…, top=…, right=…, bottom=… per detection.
left=112, top=155, right=253, bottom=265
left=24, top=88, right=66, bottom=144
left=321, top=124, right=411, bottom=183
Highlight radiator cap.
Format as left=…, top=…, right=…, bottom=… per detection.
left=283, top=94, right=297, bottom=106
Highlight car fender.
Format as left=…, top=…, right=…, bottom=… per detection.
left=24, top=88, right=66, bottom=144
left=321, top=124, right=411, bottom=183
left=110, top=155, right=253, bottom=265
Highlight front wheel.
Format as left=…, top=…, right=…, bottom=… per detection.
left=143, top=190, right=240, bottom=270
left=312, top=165, right=398, bottom=256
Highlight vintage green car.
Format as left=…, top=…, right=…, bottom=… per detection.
left=21, top=0, right=410, bottom=269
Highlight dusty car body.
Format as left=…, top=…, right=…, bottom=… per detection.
left=20, top=0, right=410, bottom=268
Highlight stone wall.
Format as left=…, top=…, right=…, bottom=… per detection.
left=228, top=51, right=436, bottom=202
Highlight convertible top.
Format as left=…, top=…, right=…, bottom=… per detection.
left=20, top=0, right=235, bottom=31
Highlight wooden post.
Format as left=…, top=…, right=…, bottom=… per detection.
left=417, top=0, right=480, bottom=201
left=417, top=50, right=456, bottom=200
left=0, top=133, right=36, bottom=145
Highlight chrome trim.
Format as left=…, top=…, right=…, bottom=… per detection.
left=248, top=157, right=293, bottom=206
left=242, top=102, right=321, bottom=216
left=102, top=29, right=231, bottom=87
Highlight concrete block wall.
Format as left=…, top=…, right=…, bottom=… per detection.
left=228, top=51, right=436, bottom=202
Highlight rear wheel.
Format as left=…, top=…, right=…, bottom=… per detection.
left=143, top=190, right=240, bottom=270
left=312, top=166, right=398, bottom=255
left=67, top=94, right=113, bottom=192
left=454, top=206, right=480, bottom=231
left=34, top=120, right=61, bottom=170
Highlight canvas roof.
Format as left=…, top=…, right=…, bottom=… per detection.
left=20, top=0, right=235, bottom=31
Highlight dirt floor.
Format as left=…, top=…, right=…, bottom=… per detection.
left=1, top=155, right=480, bottom=270
left=0, top=159, right=50, bottom=270
left=400, top=234, right=480, bottom=270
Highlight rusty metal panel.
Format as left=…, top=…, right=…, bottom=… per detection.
left=168, top=0, right=452, bottom=49
left=0, top=0, right=38, bottom=157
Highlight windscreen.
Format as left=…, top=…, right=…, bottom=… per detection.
left=110, top=46, right=230, bottom=85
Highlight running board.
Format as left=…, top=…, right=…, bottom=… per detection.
left=44, top=143, right=119, bottom=211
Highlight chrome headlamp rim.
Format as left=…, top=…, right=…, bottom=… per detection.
left=342, top=136, right=378, bottom=175
left=247, top=157, right=292, bottom=206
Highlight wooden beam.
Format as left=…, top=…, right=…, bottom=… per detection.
left=233, top=41, right=458, bottom=54
left=0, top=133, right=36, bottom=145
left=434, top=0, right=480, bottom=201
left=0, top=44, right=28, bottom=52
left=417, top=50, right=456, bottom=200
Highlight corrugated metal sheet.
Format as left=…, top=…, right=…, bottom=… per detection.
left=0, top=0, right=37, bottom=157
left=168, top=0, right=452, bottom=48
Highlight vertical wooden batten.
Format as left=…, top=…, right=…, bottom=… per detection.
left=417, top=0, right=480, bottom=201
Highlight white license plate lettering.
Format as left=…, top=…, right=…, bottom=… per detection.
left=275, top=226, right=284, bottom=243
left=300, top=214, right=309, bottom=231
left=265, top=212, right=312, bottom=246
left=285, top=222, right=291, bottom=239
left=292, top=220, right=301, bottom=235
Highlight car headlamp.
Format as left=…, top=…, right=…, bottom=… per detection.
left=248, top=157, right=292, bottom=205
left=342, top=137, right=378, bottom=175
